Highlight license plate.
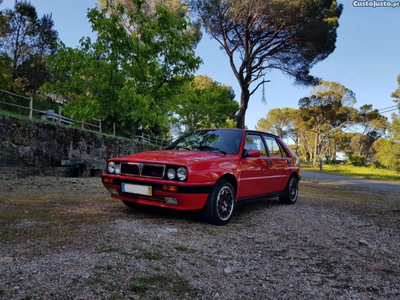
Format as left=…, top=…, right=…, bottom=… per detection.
left=121, top=183, right=152, bottom=196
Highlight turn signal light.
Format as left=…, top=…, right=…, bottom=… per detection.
left=104, top=178, right=114, bottom=184
left=162, top=185, right=178, bottom=192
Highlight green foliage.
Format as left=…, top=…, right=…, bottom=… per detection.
left=390, top=113, right=400, bottom=142
left=0, top=53, right=13, bottom=90
left=192, top=0, right=343, bottom=128
left=357, top=104, right=388, bottom=137
left=172, top=75, right=239, bottom=132
left=0, top=1, right=58, bottom=96
left=373, top=137, right=400, bottom=172
left=391, top=74, right=400, bottom=104
left=299, top=81, right=357, bottom=168
left=97, top=0, right=202, bottom=46
left=256, top=108, right=300, bottom=138
left=305, top=164, right=400, bottom=181
left=44, top=0, right=202, bottom=137
left=348, top=153, right=366, bottom=167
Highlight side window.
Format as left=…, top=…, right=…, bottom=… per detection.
left=245, top=134, right=267, bottom=156
left=263, top=136, right=284, bottom=157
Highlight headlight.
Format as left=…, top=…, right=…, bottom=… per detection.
left=115, top=163, right=121, bottom=175
left=177, top=167, right=187, bottom=181
left=108, top=161, right=115, bottom=174
left=167, top=168, right=176, bottom=180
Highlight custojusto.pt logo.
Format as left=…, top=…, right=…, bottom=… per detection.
left=353, top=0, right=400, bottom=7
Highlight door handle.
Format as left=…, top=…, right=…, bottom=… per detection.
left=266, top=160, right=272, bottom=165
left=287, top=159, right=292, bottom=164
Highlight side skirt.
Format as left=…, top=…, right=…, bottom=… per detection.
left=235, top=192, right=284, bottom=206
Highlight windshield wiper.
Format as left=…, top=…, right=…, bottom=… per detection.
left=197, top=146, right=226, bottom=155
left=165, top=145, right=191, bottom=151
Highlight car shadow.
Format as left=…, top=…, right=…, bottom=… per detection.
left=118, top=197, right=283, bottom=225
left=120, top=203, right=204, bottom=224
left=234, top=197, right=282, bottom=218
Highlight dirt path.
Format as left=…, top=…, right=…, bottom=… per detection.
left=0, top=176, right=399, bottom=299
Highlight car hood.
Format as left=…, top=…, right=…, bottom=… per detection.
left=119, top=150, right=228, bottom=165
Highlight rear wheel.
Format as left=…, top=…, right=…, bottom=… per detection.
left=279, top=176, right=298, bottom=204
left=202, top=180, right=235, bottom=225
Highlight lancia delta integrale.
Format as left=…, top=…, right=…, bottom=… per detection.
left=102, top=129, right=300, bottom=225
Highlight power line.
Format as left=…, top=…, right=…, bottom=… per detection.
left=378, top=105, right=398, bottom=112
left=380, top=108, right=399, bottom=114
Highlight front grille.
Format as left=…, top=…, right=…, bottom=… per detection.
left=141, top=165, right=164, bottom=178
left=120, top=162, right=165, bottom=179
left=121, top=163, right=139, bottom=176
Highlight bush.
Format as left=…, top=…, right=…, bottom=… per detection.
left=324, top=156, right=337, bottom=165
left=349, top=153, right=366, bottom=167
left=373, top=138, right=400, bottom=172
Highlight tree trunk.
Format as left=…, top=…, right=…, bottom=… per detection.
left=236, top=88, right=250, bottom=129
left=313, top=131, right=319, bottom=167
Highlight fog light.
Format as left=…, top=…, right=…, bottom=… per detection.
left=164, top=197, right=178, bottom=205
left=107, top=188, right=119, bottom=195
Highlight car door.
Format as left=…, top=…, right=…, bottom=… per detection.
left=263, top=135, right=291, bottom=192
left=238, top=133, right=276, bottom=198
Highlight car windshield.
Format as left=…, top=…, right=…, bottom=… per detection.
left=166, top=129, right=243, bottom=155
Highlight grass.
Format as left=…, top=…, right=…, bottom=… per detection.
left=174, top=245, right=188, bottom=252
left=0, top=207, right=51, bottom=222
left=130, top=274, right=197, bottom=297
left=135, top=250, right=162, bottom=260
left=86, top=276, right=102, bottom=285
left=0, top=108, right=42, bottom=122
left=302, top=163, right=400, bottom=181
left=0, top=109, right=128, bottom=139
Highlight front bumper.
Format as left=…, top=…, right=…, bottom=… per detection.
left=102, top=175, right=213, bottom=210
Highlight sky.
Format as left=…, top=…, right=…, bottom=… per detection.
left=1, top=0, right=400, bottom=130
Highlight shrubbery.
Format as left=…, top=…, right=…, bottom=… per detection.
left=348, top=153, right=366, bottom=167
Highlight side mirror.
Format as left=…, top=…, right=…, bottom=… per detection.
left=246, top=149, right=261, bottom=158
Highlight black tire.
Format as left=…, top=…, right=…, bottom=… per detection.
left=202, top=180, right=235, bottom=225
left=279, top=176, right=298, bottom=204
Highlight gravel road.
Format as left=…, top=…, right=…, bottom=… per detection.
left=302, top=170, right=400, bottom=194
left=1, top=176, right=399, bottom=300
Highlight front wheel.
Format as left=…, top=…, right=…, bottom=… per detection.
left=202, top=180, right=235, bottom=225
left=279, top=176, right=298, bottom=204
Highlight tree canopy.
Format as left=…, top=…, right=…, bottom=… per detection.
left=44, top=0, right=202, bottom=137
left=0, top=0, right=58, bottom=96
left=172, top=75, right=239, bottom=132
left=299, top=81, right=357, bottom=169
left=191, top=0, right=343, bottom=128
left=391, top=74, right=400, bottom=106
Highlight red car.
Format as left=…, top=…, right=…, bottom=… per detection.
left=102, top=129, right=300, bottom=225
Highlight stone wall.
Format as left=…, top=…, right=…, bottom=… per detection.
left=0, top=115, right=155, bottom=177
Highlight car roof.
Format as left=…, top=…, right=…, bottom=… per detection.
left=192, top=128, right=279, bottom=138
left=191, top=128, right=280, bottom=139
